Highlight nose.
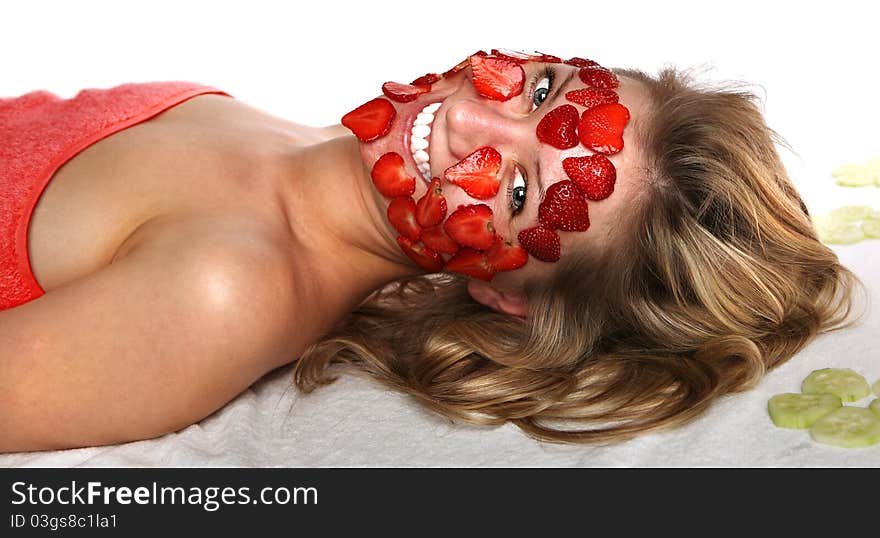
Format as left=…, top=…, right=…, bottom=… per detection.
left=443, top=98, right=528, bottom=160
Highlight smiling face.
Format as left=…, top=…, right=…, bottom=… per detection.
left=343, top=50, right=649, bottom=286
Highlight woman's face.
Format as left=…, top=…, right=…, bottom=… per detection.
left=346, top=51, right=649, bottom=290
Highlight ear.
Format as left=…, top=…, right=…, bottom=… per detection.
left=466, top=280, right=529, bottom=320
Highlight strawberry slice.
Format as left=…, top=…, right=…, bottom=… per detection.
left=444, top=248, right=495, bottom=281
left=443, top=57, right=470, bottom=78
left=490, top=48, right=531, bottom=63
left=422, top=225, right=460, bottom=255
left=341, top=98, right=396, bottom=142
left=382, top=81, right=431, bottom=103
left=397, top=236, right=444, bottom=272
left=534, top=52, right=563, bottom=64
left=411, top=73, right=441, bottom=86
left=536, top=104, right=580, bottom=149
left=578, top=102, right=631, bottom=155
left=564, top=57, right=599, bottom=68
left=538, top=181, right=590, bottom=231
left=578, top=66, right=619, bottom=89
left=469, top=54, right=525, bottom=101
left=517, top=226, right=561, bottom=262
left=387, top=197, right=421, bottom=241
left=371, top=152, right=416, bottom=198
left=444, top=204, right=496, bottom=250
left=443, top=146, right=502, bottom=200
left=486, top=237, right=528, bottom=272
left=562, top=154, right=616, bottom=201
left=415, top=178, right=447, bottom=227
left=564, top=87, right=619, bottom=109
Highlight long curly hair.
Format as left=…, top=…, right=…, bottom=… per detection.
left=292, top=65, right=863, bottom=444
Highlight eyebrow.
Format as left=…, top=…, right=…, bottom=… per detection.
left=535, top=67, right=579, bottom=203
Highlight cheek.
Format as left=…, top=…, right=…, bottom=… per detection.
left=370, top=155, right=529, bottom=281
left=520, top=63, right=631, bottom=265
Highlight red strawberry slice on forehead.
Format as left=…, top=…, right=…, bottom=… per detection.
left=533, top=52, right=563, bottom=64
left=562, top=154, right=616, bottom=201
left=564, top=57, right=600, bottom=68
left=565, top=87, right=619, bottom=110
left=517, top=226, right=561, bottom=262
left=422, top=225, right=460, bottom=255
left=443, top=146, right=502, bottom=200
left=538, top=181, right=591, bottom=232
left=578, top=102, right=631, bottom=155
left=444, top=204, right=496, bottom=250
left=341, top=97, right=396, bottom=142
left=382, top=81, right=431, bottom=103
left=397, top=236, right=444, bottom=272
left=486, top=237, right=528, bottom=272
left=371, top=152, right=416, bottom=198
left=578, top=66, right=619, bottom=89
left=387, top=197, right=421, bottom=241
left=469, top=54, right=526, bottom=101
left=443, top=57, right=470, bottom=78
left=490, top=48, right=531, bottom=63
left=415, top=178, right=447, bottom=228
left=411, top=73, right=441, bottom=86
left=444, top=248, right=495, bottom=281
left=536, top=104, right=580, bottom=150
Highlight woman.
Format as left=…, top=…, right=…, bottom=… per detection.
left=0, top=49, right=859, bottom=452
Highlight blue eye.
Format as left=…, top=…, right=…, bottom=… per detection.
left=510, top=167, right=527, bottom=214
left=532, top=77, right=551, bottom=110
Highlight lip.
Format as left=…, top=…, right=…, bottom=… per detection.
left=402, top=98, right=445, bottom=185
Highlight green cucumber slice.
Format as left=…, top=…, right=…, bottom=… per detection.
left=870, top=399, right=880, bottom=418
left=833, top=164, right=875, bottom=187
left=829, top=205, right=877, bottom=222
left=818, top=221, right=865, bottom=244
left=802, top=368, right=871, bottom=402
left=810, top=407, right=880, bottom=448
left=767, top=393, right=842, bottom=429
left=862, top=219, right=880, bottom=238
left=873, top=378, right=879, bottom=396
left=868, top=157, right=880, bottom=185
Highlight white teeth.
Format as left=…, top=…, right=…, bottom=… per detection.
left=414, top=112, right=434, bottom=126
left=409, top=101, right=441, bottom=182
left=410, top=137, right=429, bottom=151
left=412, top=124, right=431, bottom=138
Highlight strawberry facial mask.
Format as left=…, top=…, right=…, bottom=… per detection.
left=341, top=49, right=631, bottom=281
left=518, top=58, right=631, bottom=263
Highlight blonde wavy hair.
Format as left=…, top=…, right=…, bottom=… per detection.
left=292, top=65, right=863, bottom=444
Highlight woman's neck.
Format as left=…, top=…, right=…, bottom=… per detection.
left=275, top=133, right=424, bottom=318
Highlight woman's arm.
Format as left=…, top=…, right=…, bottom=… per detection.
left=0, top=225, right=299, bottom=453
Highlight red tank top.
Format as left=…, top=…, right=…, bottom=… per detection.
left=0, top=81, right=232, bottom=311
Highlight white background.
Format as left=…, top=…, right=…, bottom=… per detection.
left=2, top=0, right=879, bottom=465
left=3, top=0, right=879, bottom=214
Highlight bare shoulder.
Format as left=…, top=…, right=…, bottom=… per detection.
left=0, top=211, right=304, bottom=450
left=116, top=211, right=302, bottom=366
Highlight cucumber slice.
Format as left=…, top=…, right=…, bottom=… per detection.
left=868, top=156, right=880, bottom=180
left=862, top=219, right=880, bottom=238
left=874, top=378, right=879, bottom=396
left=802, top=368, right=871, bottom=402
left=870, top=399, right=880, bottom=418
left=829, top=205, right=877, bottom=222
left=817, top=221, right=864, bottom=244
left=767, top=393, right=842, bottom=429
left=810, top=407, right=880, bottom=448
left=833, top=164, right=874, bottom=187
